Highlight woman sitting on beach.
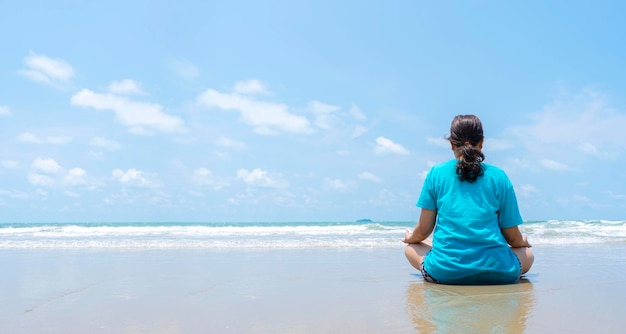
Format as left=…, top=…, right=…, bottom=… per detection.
left=403, top=115, right=534, bottom=285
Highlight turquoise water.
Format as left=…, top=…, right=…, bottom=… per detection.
left=0, top=220, right=624, bottom=249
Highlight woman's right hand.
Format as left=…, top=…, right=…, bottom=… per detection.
left=401, top=229, right=413, bottom=244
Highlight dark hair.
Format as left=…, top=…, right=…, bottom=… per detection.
left=448, top=115, right=485, bottom=182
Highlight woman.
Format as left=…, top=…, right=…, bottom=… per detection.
left=403, top=115, right=534, bottom=284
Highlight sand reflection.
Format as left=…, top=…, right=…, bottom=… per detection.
left=405, top=278, right=535, bottom=333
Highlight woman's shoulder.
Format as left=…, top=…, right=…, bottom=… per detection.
left=481, top=163, right=512, bottom=183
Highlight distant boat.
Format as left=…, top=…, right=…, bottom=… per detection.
left=356, top=219, right=373, bottom=223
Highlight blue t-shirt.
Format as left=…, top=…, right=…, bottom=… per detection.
left=417, top=159, right=523, bottom=284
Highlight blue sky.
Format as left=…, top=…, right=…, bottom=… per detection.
left=1, top=1, right=625, bottom=222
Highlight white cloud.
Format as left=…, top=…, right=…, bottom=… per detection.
left=215, top=137, right=247, bottom=151
left=556, top=194, right=602, bottom=210
left=0, top=189, right=28, bottom=199
left=64, top=190, right=80, bottom=198
left=90, top=137, right=121, bottom=151
left=17, top=132, right=42, bottom=143
left=578, top=142, right=597, bottom=155
left=528, top=92, right=623, bottom=144
left=17, top=132, right=72, bottom=145
left=540, top=159, right=568, bottom=171
left=349, top=104, right=367, bottom=121
left=484, top=138, right=514, bottom=151
left=518, top=184, right=538, bottom=196
left=193, top=168, right=212, bottom=183
left=71, top=89, right=186, bottom=135
left=308, top=100, right=340, bottom=130
left=427, top=136, right=449, bottom=148
left=374, top=136, right=410, bottom=155
left=32, top=158, right=61, bottom=173
left=89, top=151, right=105, bottom=160
left=233, top=79, right=269, bottom=95
left=47, top=136, right=72, bottom=145
left=1, top=160, right=19, bottom=169
left=128, top=126, right=154, bottom=136
left=308, top=100, right=340, bottom=114
left=351, top=125, right=368, bottom=139
left=252, top=126, right=279, bottom=136
left=65, top=168, right=87, bottom=186
left=170, top=59, right=200, bottom=79
left=367, top=189, right=402, bottom=207
left=0, top=106, right=10, bottom=116
left=28, top=173, right=55, bottom=187
left=193, top=168, right=228, bottom=190
left=108, top=79, right=144, bottom=95
left=112, top=168, right=160, bottom=188
left=237, top=168, right=288, bottom=188
left=586, top=147, right=619, bottom=160
left=419, top=161, right=437, bottom=180
left=604, top=190, right=626, bottom=201
left=197, top=88, right=313, bottom=135
left=358, top=172, right=382, bottom=183
left=27, top=159, right=96, bottom=189
left=509, top=88, right=626, bottom=158
left=227, top=187, right=302, bottom=207
left=324, top=178, right=354, bottom=192
left=212, top=150, right=232, bottom=160
left=18, top=51, right=74, bottom=87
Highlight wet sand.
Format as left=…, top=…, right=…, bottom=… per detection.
left=1, top=244, right=625, bottom=333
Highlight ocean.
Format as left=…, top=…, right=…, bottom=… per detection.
left=1, top=220, right=625, bottom=249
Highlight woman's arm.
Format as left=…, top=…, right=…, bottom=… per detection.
left=402, top=209, right=437, bottom=244
left=501, top=226, right=532, bottom=248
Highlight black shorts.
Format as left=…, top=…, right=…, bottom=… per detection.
left=420, top=261, right=440, bottom=283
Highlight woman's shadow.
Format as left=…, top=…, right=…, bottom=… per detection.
left=405, top=275, right=535, bottom=333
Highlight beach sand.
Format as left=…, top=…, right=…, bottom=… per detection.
left=1, top=244, right=625, bottom=333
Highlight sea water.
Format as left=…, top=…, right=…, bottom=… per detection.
left=0, top=220, right=625, bottom=249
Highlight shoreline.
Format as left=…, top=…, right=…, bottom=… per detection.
left=1, top=245, right=625, bottom=333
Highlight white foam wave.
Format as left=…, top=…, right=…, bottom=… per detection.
left=1, top=221, right=625, bottom=249
left=0, top=223, right=407, bottom=249
left=520, top=220, right=626, bottom=242
left=0, top=237, right=404, bottom=250
left=0, top=224, right=404, bottom=238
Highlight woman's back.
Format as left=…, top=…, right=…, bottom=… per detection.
left=418, top=160, right=523, bottom=284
